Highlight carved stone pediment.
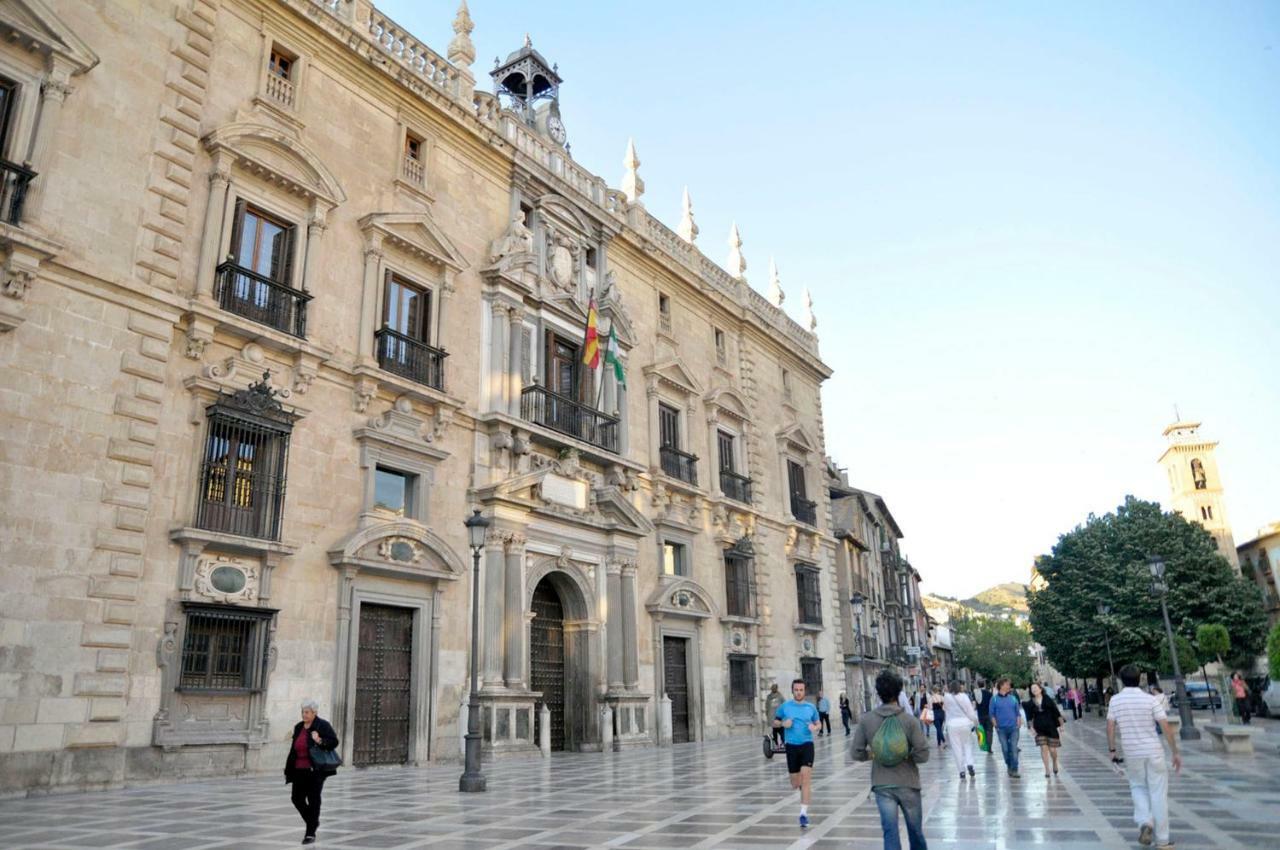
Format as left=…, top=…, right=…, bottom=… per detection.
left=360, top=211, right=467, bottom=278
left=645, top=577, right=717, bottom=620
left=1, top=0, right=99, bottom=74
left=329, top=521, right=464, bottom=582
left=474, top=467, right=653, bottom=538
left=777, top=422, right=818, bottom=457
left=644, top=357, right=703, bottom=399
left=705, top=386, right=750, bottom=423
left=204, top=123, right=345, bottom=207
left=354, top=397, right=451, bottom=461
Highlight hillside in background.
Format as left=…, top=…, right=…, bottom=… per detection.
left=925, top=582, right=1030, bottom=623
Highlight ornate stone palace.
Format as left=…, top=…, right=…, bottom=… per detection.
left=0, top=0, right=841, bottom=791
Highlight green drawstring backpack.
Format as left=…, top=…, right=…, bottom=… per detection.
left=870, top=712, right=910, bottom=767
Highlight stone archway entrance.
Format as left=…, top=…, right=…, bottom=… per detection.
left=530, top=577, right=567, bottom=751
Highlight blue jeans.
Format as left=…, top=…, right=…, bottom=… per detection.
left=874, top=786, right=928, bottom=850
left=996, top=726, right=1019, bottom=772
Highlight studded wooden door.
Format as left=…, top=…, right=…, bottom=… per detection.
left=664, top=635, right=691, bottom=743
left=353, top=604, right=413, bottom=766
left=531, top=579, right=566, bottom=751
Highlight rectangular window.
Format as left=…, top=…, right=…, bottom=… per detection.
left=546, top=333, right=581, bottom=400
left=659, top=403, right=681, bottom=450
left=717, top=431, right=736, bottom=472
left=217, top=201, right=309, bottom=335
left=403, top=132, right=425, bottom=186
left=795, top=563, right=822, bottom=625
left=265, top=46, right=298, bottom=109
left=196, top=403, right=292, bottom=541
left=0, top=77, right=16, bottom=158
left=800, top=657, right=822, bottom=705
left=728, top=655, right=756, bottom=714
left=268, top=47, right=294, bottom=79
left=724, top=551, right=752, bottom=618
left=658, top=293, right=670, bottom=316
left=585, top=246, right=598, bottom=270
left=179, top=603, right=274, bottom=692
left=788, top=460, right=815, bottom=524
left=782, top=368, right=792, bottom=397
left=232, top=203, right=295, bottom=285
left=663, top=541, right=687, bottom=577
left=714, top=327, right=725, bottom=357
left=383, top=275, right=431, bottom=342
left=373, top=467, right=414, bottom=518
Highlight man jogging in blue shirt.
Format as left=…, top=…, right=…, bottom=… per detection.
left=990, top=678, right=1024, bottom=777
left=774, top=678, right=821, bottom=828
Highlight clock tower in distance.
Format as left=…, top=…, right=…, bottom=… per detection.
left=1158, top=419, right=1240, bottom=571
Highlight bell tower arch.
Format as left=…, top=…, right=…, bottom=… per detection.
left=1158, top=419, right=1239, bottom=571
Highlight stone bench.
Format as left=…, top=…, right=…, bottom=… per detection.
left=1205, top=723, right=1256, bottom=754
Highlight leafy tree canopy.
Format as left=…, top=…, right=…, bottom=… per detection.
left=1027, top=497, right=1266, bottom=681
left=1268, top=622, right=1280, bottom=680
left=1195, top=624, right=1230, bottom=665
left=952, top=611, right=1035, bottom=685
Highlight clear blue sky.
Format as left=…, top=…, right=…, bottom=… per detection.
left=386, top=1, right=1280, bottom=598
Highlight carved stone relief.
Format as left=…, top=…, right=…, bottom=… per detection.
left=192, top=554, right=260, bottom=604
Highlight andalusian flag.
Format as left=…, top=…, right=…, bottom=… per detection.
left=604, top=324, right=625, bottom=387
left=582, top=297, right=600, bottom=368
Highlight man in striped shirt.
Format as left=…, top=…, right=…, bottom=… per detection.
left=1106, top=665, right=1182, bottom=849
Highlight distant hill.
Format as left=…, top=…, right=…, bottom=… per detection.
left=964, top=582, right=1029, bottom=615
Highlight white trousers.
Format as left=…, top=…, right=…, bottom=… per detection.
left=1126, top=756, right=1170, bottom=843
left=945, top=720, right=974, bottom=773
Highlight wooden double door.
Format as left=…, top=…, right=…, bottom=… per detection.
left=531, top=579, right=567, bottom=751
left=353, top=604, right=413, bottom=766
left=664, top=635, right=691, bottom=743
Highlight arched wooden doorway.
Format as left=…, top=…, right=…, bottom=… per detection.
left=530, top=577, right=566, bottom=751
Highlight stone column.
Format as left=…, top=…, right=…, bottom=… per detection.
left=357, top=239, right=383, bottom=366
left=507, top=306, right=524, bottom=417
left=20, top=72, right=71, bottom=223
left=194, top=157, right=232, bottom=302
left=621, top=561, right=640, bottom=689
left=481, top=531, right=506, bottom=687
left=302, top=211, right=326, bottom=291
left=488, top=300, right=509, bottom=413
left=645, top=377, right=660, bottom=469
left=503, top=533, right=525, bottom=687
left=606, top=562, right=624, bottom=690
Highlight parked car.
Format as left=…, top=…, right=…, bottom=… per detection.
left=1166, top=681, right=1222, bottom=710
left=1249, top=676, right=1280, bottom=718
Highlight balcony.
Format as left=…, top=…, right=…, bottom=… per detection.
left=0, top=159, right=36, bottom=226
left=720, top=469, right=752, bottom=504
left=375, top=326, right=447, bottom=391
left=214, top=261, right=310, bottom=338
left=659, top=445, right=698, bottom=486
left=520, top=385, right=619, bottom=453
left=790, top=495, right=817, bottom=526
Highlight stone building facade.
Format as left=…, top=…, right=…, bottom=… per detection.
left=0, top=0, right=840, bottom=792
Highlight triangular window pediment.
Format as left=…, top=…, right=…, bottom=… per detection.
left=643, top=357, right=703, bottom=398
left=361, top=212, right=467, bottom=274
left=705, top=386, right=750, bottom=422
left=777, top=422, right=817, bottom=456
left=205, top=123, right=345, bottom=207
left=2, top=0, right=99, bottom=74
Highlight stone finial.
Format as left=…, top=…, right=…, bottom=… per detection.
left=802, top=287, right=817, bottom=332
left=447, top=1, right=476, bottom=71
left=677, top=187, right=698, bottom=244
left=767, top=257, right=784, bottom=306
left=622, top=138, right=644, bottom=204
left=726, top=223, right=746, bottom=280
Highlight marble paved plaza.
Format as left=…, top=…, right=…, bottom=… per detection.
left=1, top=714, right=1277, bottom=849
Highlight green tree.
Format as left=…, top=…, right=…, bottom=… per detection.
left=1267, top=621, right=1280, bottom=680
left=1195, top=624, right=1230, bottom=666
left=1160, top=634, right=1198, bottom=676
left=952, top=612, right=1035, bottom=685
left=1028, top=497, right=1266, bottom=681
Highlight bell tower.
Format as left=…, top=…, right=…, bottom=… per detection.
left=491, top=35, right=567, bottom=148
left=1158, top=419, right=1239, bottom=571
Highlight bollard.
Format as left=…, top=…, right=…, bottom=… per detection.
left=659, top=694, right=673, bottom=746
left=601, top=705, right=614, bottom=751
left=539, top=702, right=551, bottom=757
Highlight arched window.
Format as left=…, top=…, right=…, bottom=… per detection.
left=1190, top=458, right=1207, bottom=490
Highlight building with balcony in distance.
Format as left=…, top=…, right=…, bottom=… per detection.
left=1238, top=523, right=1280, bottom=630
left=0, top=0, right=841, bottom=792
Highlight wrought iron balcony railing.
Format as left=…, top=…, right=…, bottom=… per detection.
left=0, top=159, right=36, bottom=226
left=214, top=261, right=310, bottom=338
left=720, top=469, right=752, bottom=504
left=659, top=445, right=698, bottom=485
left=375, top=326, right=447, bottom=391
left=520, top=384, right=619, bottom=453
left=790, top=495, right=818, bottom=526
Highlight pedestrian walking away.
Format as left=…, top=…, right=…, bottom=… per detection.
left=974, top=679, right=994, bottom=754
left=817, top=689, right=832, bottom=736
left=1067, top=684, right=1083, bottom=720
left=1023, top=682, right=1064, bottom=777
left=942, top=680, right=979, bottom=780
left=930, top=686, right=946, bottom=747
left=765, top=683, right=786, bottom=749
left=1231, top=672, right=1252, bottom=724
left=1150, top=685, right=1169, bottom=737
left=918, top=693, right=934, bottom=743
left=852, top=669, right=931, bottom=850
left=990, top=678, right=1023, bottom=777
left=839, top=691, right=853, bottom=736
left=1108, top=664, right=1182, bottom=850
left=773, top=678, right=822, bottom=828
left=284, top=698, right=341, bottom=845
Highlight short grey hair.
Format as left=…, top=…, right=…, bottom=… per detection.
left=300, top=698, right=320, bottom=712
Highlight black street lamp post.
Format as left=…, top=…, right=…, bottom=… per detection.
left=1147, top=555, right=1200, bottom=741
left=459, top=508, right=491, bottom=792
left=850, top=592, right=868, bottom=713
left=1096, top=602, right=1117, bottom=693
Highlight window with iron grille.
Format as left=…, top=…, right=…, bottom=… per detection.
left=178, top=602, right=275, bottom=692
left=728, top=655, right=756, bottom=714
left=724, top=551, right=753, bottom=618
left=195, top=375, right=294, bottom=541
left=795, top=563, right=823, bottom=625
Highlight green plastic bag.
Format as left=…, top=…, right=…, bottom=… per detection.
left=870, top=712, right=910, bottom=767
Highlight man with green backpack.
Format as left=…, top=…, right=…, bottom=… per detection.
left=851, top=669, right=931, bottom=850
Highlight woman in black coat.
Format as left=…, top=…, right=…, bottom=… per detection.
left=1022, top=682, right=1064, bottom=777
left=285, top=699, right=340, bottom=844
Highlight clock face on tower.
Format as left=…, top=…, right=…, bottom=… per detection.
left=547, top=114, right=566, bottom=146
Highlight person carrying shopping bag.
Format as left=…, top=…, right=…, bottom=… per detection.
left=942, top=681, right=979, bottom=780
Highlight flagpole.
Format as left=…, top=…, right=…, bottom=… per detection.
left=594, top=323, right=608, bottom=412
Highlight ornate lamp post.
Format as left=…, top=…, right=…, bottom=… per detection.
left=1096, top=602, right=1117, bottom=693
left=868, top=619, right=880, bottom=712
left=850, top=592, right=867, bottom=713
left=459, top=508, right=491, bottom=792
left=1148, top=555, right=1200, bottom=741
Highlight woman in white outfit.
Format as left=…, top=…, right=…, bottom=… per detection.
left=943, top=680, right=980, bottom=780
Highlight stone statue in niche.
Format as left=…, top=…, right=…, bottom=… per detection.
left=487, top=211, right=537, bottom=275
left=1191, top=458, right=1207, bottom=490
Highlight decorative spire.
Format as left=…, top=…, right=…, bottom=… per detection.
left=677, top=187, right=698, bottom=244
left=621, top=138, right=644, bottom=204
left=802, top=287, right=817, bottom=332
left=524, top=33, right=532, bottom=48
left=726, top=223, right=746, bottom=280
left=447, top=1, right=476, bottom=71
left=767, top=257, right=784, bottom=306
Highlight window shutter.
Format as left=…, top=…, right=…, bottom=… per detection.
left=274, top=224, right=296, bottom=288
left=227, top=199, right=246, bottom=263
left=521, top=326, right=533, bottom=384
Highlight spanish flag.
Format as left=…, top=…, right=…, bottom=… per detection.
left=582, top=297, right=600, bottom=368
